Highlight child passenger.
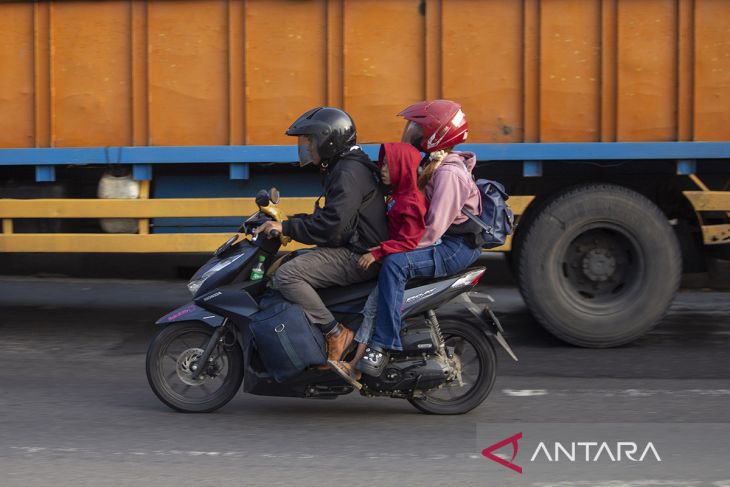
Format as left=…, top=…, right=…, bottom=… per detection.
left=329, top=142, right=427, bottom=388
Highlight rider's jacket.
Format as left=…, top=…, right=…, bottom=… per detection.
left=282, top=147, right=389, bottom=254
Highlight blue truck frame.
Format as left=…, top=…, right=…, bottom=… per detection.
left=1, top=141, right=728, bottom=182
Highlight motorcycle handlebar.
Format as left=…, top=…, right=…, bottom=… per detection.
left=269, top=229, right=281, bottom=239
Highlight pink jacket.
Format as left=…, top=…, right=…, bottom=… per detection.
left=417, top=151, right=482, bottom=248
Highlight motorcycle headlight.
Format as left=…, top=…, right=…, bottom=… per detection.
left=187, top=254, right=244, bottom=295
left=187, top=279, right=205, bottom=295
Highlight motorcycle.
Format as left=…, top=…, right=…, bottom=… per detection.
left=146, top=188, right=518, bottom=415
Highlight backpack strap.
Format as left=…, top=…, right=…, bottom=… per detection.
left=461, top=208, right=493, bottom=235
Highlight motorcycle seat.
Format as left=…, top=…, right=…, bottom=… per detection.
left=316, top=279, right=377, bottom=306
left=314, top=274, right=457, bottom=308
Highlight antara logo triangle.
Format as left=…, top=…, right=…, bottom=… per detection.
left=481, top=432, right=523, bottom=474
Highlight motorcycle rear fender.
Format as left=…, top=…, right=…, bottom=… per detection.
left=453, top=293, right=518, bottom=361
left=400, top=267, right=487, bottom=318
left=155, top=303, right=226, bottom=327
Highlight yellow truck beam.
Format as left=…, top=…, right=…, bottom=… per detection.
left=0, top=233, right=310, bottom=253
left=683, top=191, right=730, bottom=212
left=1, top=196, right=535, bottom=218
left=0, top=196, right=534, bottom=253
left=0, top=197, right=319, bottom=218
left=683, top=191, right=730, bottom=246
left=701, top=225, right=730, bottom=245
left=0, top=232, right=520, bottom=253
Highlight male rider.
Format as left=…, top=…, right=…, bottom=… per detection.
left=255, top=107, right=388, bottom=365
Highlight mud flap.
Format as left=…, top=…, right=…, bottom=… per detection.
left=456, top=293, right=518, bottom=362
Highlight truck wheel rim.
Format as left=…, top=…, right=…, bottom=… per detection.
left=558, top=223, right=646, bottom=313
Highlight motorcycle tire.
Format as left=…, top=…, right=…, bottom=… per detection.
left=408, top=320, right=497, bottom=415
left=146, top=322, right=244, bottom=413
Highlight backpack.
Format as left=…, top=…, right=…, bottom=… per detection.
left=461, top=179, right=514, bottom=249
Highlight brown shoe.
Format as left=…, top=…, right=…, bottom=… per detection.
left=317, top=323, right=354, bottom=371
left=326, top=323, right=354, bottom=362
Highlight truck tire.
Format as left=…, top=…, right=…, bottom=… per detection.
left=509, top=191, right=561, bottom=275
left=517, top=184, right=681, bottom=347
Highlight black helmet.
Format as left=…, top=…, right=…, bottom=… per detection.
left=286, top=107, right=357, bottom=166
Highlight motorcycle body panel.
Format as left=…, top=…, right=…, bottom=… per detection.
left=401, top=279, right=458, bottom=318
left=189, top=242, right=258, bottom=298
left=193, top=287, right=260, bottom=322
left=190, top=235, right=280, bottom=299
left=156, top=303, right=226, bottom=327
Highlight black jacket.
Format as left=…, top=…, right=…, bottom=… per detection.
left=281, top=148, right=389, bottom=254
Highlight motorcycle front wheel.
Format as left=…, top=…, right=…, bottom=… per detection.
left=146, top=322, right=244, bottom=413
left=408, top=320, right=497, bottom=415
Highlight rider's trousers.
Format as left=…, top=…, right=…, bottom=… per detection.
left=274, top=247, right=379, bottom=327
left=369, top=236, right=481, bottom=351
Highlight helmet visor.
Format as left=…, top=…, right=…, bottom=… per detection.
left=297, top=136, right=319, bottom=167
left=401, top=121, right=424, bottom=150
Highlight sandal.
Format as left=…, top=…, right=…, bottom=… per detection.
left=328, top=360, right=363, bottom=390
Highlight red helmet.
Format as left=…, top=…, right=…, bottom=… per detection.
left=398, top=99, right=468, bottom=152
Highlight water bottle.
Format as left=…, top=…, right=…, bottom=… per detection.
left=249, top=255, right=266, bottom=281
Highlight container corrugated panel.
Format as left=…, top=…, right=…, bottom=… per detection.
left=0, top=0, right=728, bottom=150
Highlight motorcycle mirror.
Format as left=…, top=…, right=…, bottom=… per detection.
left=270, top=187, right=280, bottom=204
left=255, top=189, right=270, bottom=207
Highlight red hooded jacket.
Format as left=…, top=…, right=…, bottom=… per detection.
left=370, top=143, right=428, bottom=262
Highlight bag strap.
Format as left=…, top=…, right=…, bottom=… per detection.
left=314, top=192, right=325, bottom=210
left=275, top=325, right=305, bottom=370
left=461, top=208, right=493, bottom=234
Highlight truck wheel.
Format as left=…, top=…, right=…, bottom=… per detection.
left=517, top=184, right=680, bottom=347
left=510, top=191, right=561, bottom=275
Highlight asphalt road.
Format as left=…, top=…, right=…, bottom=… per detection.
left=1, top=276, right=729, bottom=487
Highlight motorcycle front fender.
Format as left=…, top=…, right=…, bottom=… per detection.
left=155, top=302, right=226, bottom=327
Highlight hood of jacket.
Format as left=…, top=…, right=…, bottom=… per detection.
left=378, top=142, right=423, bottom=197
left=440, top=150, right=477, bottom=172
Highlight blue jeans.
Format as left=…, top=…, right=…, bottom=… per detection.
left=370, top=236, right=482, bottom=351
left=354, top=285, right=378, bottom=344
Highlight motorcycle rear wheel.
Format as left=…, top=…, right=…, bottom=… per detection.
left=146, top=322, right=244, bottom=413
left=408, top=320, right=497, bottom=415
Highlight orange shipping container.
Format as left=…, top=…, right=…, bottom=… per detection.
left=1, top=0, right=729, bottom=151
